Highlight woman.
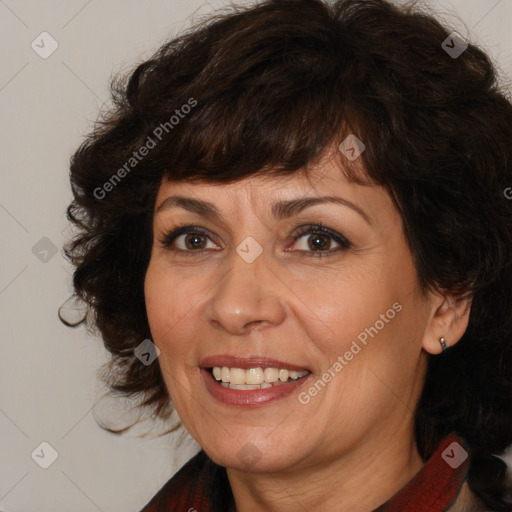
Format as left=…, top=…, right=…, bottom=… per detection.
left=61, top=0, right=512, bottom=510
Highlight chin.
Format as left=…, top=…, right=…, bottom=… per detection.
left=200, top=431, right=307, bottom=472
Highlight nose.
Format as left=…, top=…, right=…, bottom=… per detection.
left=206, top=249, right=287, bottom=335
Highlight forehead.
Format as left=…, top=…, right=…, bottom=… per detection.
left=153, top=152, right=396, bottom=228
left=157, top=148, right=364, bottom=202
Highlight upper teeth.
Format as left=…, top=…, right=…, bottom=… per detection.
left=212, top=366, right=308, bottom=385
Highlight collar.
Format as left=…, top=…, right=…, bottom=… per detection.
left=373, top=432, right=470, bottom=511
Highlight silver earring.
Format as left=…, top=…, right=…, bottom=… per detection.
left=439, top=337, right=448, bottom=352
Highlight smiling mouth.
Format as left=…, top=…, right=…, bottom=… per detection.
left=208, top=366, right=311, bottom=390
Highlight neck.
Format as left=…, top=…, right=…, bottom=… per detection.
left=226, top=425, right=424, bottom=512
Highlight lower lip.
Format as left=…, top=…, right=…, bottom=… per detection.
left=201, top=368, right=312, bottom=407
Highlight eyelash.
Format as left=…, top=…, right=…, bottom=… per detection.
left=158, top=222, right=352, bottom=259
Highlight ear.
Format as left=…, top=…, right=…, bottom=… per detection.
left=422, top=292, right=472, bottom=354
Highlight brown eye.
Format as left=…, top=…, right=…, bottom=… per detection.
left=291, top=224, right=351, bottom=258
left=182, top=233, right=207, bottom=250
left=160, top=225, right=220, bottom=256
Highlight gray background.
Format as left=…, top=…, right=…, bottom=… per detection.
left=1, top=0, right=511, bottom=510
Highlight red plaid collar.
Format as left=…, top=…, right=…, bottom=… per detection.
left=375, top=433, right=470, bottom=511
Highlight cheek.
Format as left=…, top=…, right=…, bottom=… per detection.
left=144, top=265, right=202, bottom=405
left=144, top=263, right=197, bottom=353
left=144, top=269, right=169, bottom=337
left=306, top=256, right=420, bottom=371
left=304, top=266, right=392, bottom=337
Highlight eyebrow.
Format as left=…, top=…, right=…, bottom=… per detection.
left=155, top=195, right=373, bottom=226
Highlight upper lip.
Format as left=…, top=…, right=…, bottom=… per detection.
left=200, top=354, right=311, bottom=372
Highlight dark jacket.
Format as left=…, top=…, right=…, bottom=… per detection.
left=139, top=433, right=491, bottom=511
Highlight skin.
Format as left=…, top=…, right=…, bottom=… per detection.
left=144, top=147, right=471, bottom=512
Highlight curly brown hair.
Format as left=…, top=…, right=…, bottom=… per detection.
left=62, top=0, right=512, bottom=507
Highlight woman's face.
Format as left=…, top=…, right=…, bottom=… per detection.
left=144, top=150, right=436, bottom=472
